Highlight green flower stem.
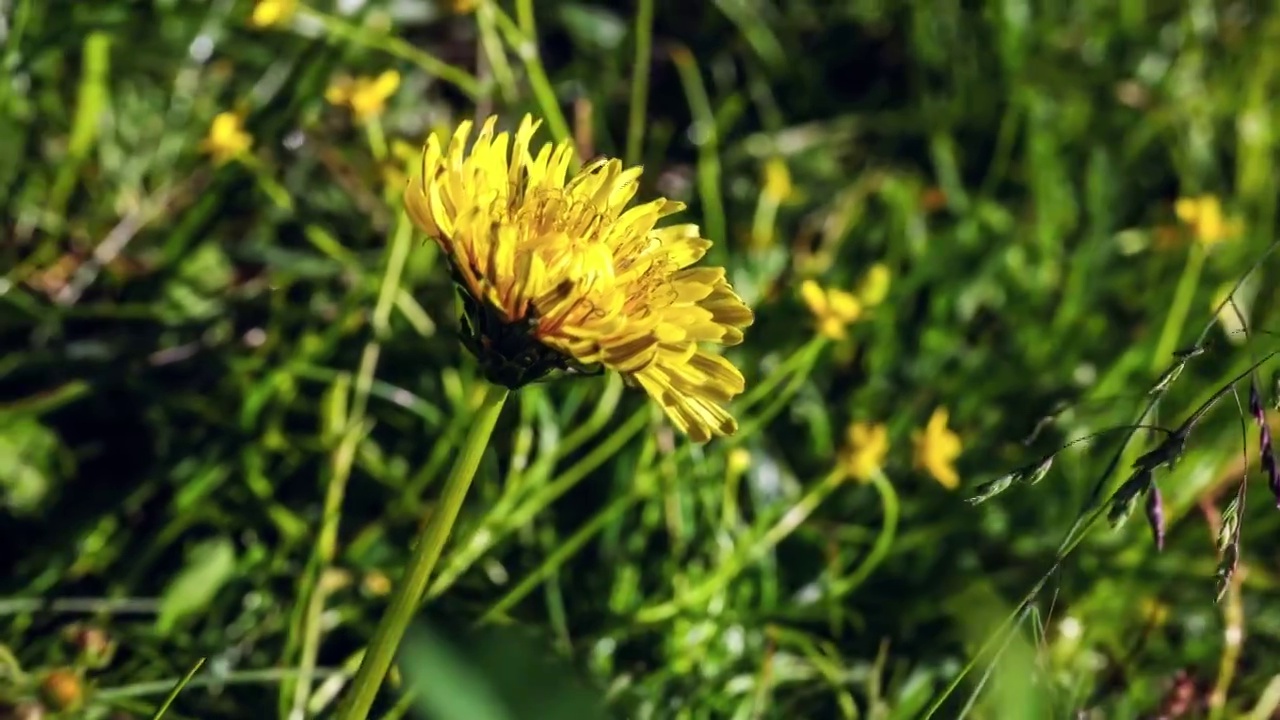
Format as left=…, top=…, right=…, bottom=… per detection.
left=337, top=382, right=509, bottom=720
left=241, top=155, right=295, bottom=212
left=365, top=118, right=387, bottom=163
left=624, top=0, right=655, bottom=167
left=514, top=0, right=571, bottom=146
left=731, top=337, right=826, bottom=442
left=554, top=373, right=624, bottom=461
left=489, top=1, right=572, bottom=147
left=671, top=45, right=726, bottom=247
left=298, top=6, right=481, bottom=99
left=828, top=471, right=899, bottom=598
left=1151, top=243, right=1205, bottom=372
left=285, top=215, right=413, bottom=716
left=476, top=3, right=518, bottom=103
left=736, top=336, right=826, bottom=411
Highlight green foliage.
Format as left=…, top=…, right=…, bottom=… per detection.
left=4, top=0, right=1280, bottom=718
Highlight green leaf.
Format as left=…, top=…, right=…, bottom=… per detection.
left=401, top=626, right=514, bottom=720
left=156, top=537, right=237, bottom=633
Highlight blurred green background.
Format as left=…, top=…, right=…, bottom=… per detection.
left=5, top=0, right=1280, bottom=718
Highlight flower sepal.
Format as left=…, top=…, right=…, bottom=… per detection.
left=456, top=283, right=601, bottom=390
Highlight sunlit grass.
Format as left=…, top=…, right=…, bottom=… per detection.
left=4, top=1, right=1280, bottom=718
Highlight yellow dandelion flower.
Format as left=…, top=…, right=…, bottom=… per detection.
left=857, top=263, right=891, bottom=307
left=800, top=280, right=861, bottom=340
left=200, top=111, right=253, bottom=166
left=912, top=407, right=962, bottom=489
left=325, top=70, right=401, bottom=123
left=250, top=0, right=297, bottom=28
left=1174, top=194, right=1242, bottom=248
left=404, top=115, right=754, bottom=443
left=840, top=422, right=888, bottom=482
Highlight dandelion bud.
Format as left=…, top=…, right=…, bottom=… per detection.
left=38, top=669, right=82, bottom=712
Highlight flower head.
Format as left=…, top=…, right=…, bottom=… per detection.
left=201, top=111, right=253, bottom=166
left=800, top=280, right=861, bottom=340
left=405, top=115, right=754, bottom=442
left=250, top=0, right=297, bottom=28
left=326, top=70, right=401, bottom=123
left=1174, top=195, right=1242, bottom=248
left=912, top=407, right=961, bottom=489
left=840, top=422, right=888, bottom=482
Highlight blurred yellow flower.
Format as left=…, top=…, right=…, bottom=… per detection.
left=840, top=422, right=888, bottom=482
left=447, top=0, right=479, bottom=13
left=761, top=157, right=793, bottom=204
left=405, top=115, right=754, bottom=443
left=1140, top=596, right=1169, bottom=627
left=727, top=448, right=752, bottom=475
left=381, top=139, right=419, bottom=191
left=1174, top=195, right=1241, bottom=248
left=250, top=0, right=297, bottom=28
left=857, top=263, right=891, bottom=307
left=912, top=407, right=961, bottom=490
left=326, top=70, right=401, bottom=123
left=800, top=280, right=861, bottom=340
left=200, top=111, right=252, bottom=166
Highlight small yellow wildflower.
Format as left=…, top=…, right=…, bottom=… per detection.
left=726, top=448, right=752, bottom=475
left=250, top=0, right=297, bottom=28
left=200, top=111, right=253, bottom=166
left=912, top=407, right=961, bottom=489
left=840, top=422, right=888, bottom=482
left=1174, top=195, right=1242, bottom=248
left=761, top=157, right=793, bottom=204
left=325, top=70, right=401, bottom=123
left=1140, top=596, right=1169, bottom=627
left=800, top=280, right=861, bottom=340
left=404, top=115, right=754, bottom=443
left=857, top=263, right=891, bottom=307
